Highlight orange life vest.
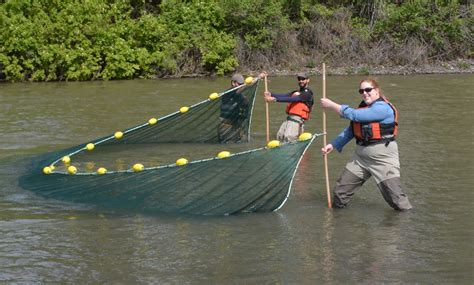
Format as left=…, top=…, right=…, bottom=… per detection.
left=351, top=97, right=398, bottom=145
left=285, top=102, right=311, bottom=120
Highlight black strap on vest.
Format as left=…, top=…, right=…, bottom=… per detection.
left=356, top=137, right=395, bottom=147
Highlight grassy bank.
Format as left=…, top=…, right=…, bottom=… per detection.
left=1, top=0, right=472, bottom=81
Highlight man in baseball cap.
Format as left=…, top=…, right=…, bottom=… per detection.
left=217, top=73, right=248, bottom=143
left=231, top=73, right=245, bottom=85
left=264, top=72, right=315, bottom=142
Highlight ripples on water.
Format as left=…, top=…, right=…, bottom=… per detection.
left=0, top=75, right=472, bottom=283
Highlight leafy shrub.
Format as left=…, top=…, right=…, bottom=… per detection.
left=0, top=0, right=471, bottom=81
left=220, top=0, right=291, bottom=50
left=373, top=1, right=471, bottom=60
left=0, top=0, right=237, bottom=81
left=156, top=0, right=237, bottom=75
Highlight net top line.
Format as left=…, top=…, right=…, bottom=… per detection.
left=48, top=133, right=322, bottom=176
left=46, top=77, right=264, bottom=174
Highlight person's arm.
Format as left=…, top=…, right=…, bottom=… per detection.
left=320, top=100, right=391, bottom=122
left=320, top=98, right=342, bottom=115
left=263, top=92, right=291, bottom=102
left=272, top=93, right=297, bottom=102
left=266, top=89, right=313, bottom=103
left=339, top=102, right=391, bottom=122
left=330, top=126, right=354, bottom=152
left=321, top=126, right=353, bottom=154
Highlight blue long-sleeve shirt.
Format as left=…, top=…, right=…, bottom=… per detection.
left=271, top=87, right=314, bottom=105
left=331, top=101, right=395, bottom=152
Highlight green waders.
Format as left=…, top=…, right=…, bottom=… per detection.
left=333, top=141, right=413, bottom=210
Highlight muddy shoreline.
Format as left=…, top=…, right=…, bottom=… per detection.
left=2, top=60, right=472, bottom=83
left=268, top=61, right=473, bottom=77
left=182, top=59, right=474, bottom=79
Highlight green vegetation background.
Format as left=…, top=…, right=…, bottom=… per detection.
left=1, top=0, right=472, bottom=81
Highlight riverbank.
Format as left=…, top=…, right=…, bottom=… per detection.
left=1, top=60, right=472, bottom=83
left=233, top=59, right=474, bottom=78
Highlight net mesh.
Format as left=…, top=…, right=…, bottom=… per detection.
left=104, top=81, right=258, bottom=145
left=19, top=137, right=317, bottom=215
left=18, top=79, right=320, bottom=215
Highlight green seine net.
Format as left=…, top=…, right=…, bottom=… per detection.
left=18, top=79, right=321, bottom=215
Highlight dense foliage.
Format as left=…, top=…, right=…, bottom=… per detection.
left=0, top=0, right=471, bottom=81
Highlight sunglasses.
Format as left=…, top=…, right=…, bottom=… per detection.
left=358, top=87, right=374, bottom=94
left=297, top=77, right=307, bottom=81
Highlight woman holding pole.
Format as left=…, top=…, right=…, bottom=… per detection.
left=320, top=78, right=412, bottom=210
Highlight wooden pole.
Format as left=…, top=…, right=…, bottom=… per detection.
left=322, top=63, right=332, bottom=208
left=265, top=75, right=270, bottom=143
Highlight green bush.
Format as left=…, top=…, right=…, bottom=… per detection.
left=373, top=1, right=471, bottom=59
left=0, top=0, right=238, bottom=81
left=0, top=0, right=470, bottom=82
left=220, top=0, right=291, bottom=50
left=156, top=0, right=237, bottom=75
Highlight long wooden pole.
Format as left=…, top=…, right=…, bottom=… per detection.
left=265, top=75, right=270, bottom=143
left=322, top=63, right=332, bottom=208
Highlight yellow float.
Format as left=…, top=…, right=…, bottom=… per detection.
left=114, top=131, right=123, bottom=139
left=217, top=151, right=231, bottom=158
left=176, top=158, right=188, bottom=166
left=298, top=132, right=312, bottom=141
left=267, top=140, right=280, bottom=148
left=209, top=92, right=219, bottom=100
left=132, top=163, right=144, bottom=172
left=97, top=167, right=107, bottom=175
left=67, top=166, right=77, bottom=174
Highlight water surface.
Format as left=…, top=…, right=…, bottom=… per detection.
left=0, top=74, right=472, bottom=283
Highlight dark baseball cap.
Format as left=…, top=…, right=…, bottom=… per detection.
left=296, top=72, right=309, bottom=79
left=231, top=74, right=244, bottom=84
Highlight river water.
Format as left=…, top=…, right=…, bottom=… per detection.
left=0, top=74, right=472, bottom=283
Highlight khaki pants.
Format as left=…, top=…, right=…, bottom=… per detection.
left=277, top=117, right=303, bottom=143
left=333, top=142, right=413, bottom=210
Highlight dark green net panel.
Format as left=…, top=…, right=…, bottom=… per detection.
left=19, top=136, right=318, bottom=215
left=17, top=78, right=320, bottom=215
